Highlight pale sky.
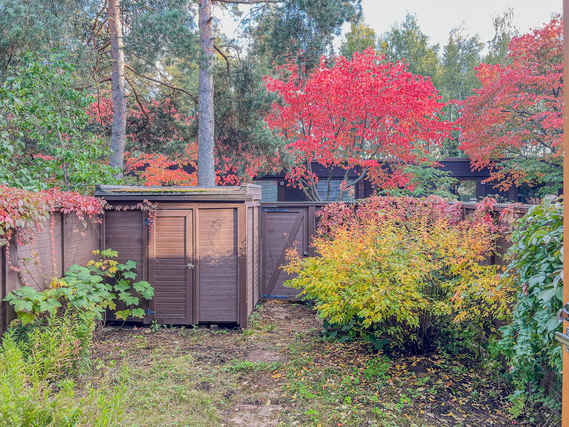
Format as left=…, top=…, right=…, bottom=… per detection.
left=360, top=0, right=562, bottom=48
left=216, top=0, right=562, bottom=50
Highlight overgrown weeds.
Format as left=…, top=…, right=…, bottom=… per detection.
left=0, top=314, right=126, bottom=426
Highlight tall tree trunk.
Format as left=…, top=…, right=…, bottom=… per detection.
left=108, top=0, right=126, bottom=178
left=198, top=0, right=216, bottom=186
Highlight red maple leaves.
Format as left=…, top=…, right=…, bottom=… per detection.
left=457, top=16, right=563, bottom=191
left=0, top=186, right=105, bottom=247
left=265, top=48, right=452, bottom=198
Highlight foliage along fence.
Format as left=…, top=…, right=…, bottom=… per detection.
left=0, top=211, right=101, bottom=332
left=1, top=195, right=528, bottom=332
left=462, top=201, right=528, bottom=265
left=261, top=200, right=529, bottom=300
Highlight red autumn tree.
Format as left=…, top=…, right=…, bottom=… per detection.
left=457, top=16, right=563, bottom=194
left=264, top=48, right=452, bottom=201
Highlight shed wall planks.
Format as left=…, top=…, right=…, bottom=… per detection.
left=261, top=209, right=306, bottom=299
left=198, top=208, right=238, bottom=322
left=104, top=210, right=145, bottom=322
left=104, top=210, right=144, bottom=280
left=247, top=207, right=254, bottom=316
left=253, top=206, right=260, bottom=305
left=63, top=215, right=101, bottom=270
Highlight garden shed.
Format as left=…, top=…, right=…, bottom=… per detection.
left=95, top=184, right=261, bottom=328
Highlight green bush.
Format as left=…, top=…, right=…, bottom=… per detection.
left=0, top=52, right=117, bottom=191
left=0, top=249, right=152, bottom=425
left=493, top=197, right=563, bottom=406
left=12, top=313, right=93, bottom=382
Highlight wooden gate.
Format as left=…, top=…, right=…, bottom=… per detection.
left=261, top=203, right=325, bottom=300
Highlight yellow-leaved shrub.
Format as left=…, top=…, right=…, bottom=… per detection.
left=284, top=196, right=513, bottom=353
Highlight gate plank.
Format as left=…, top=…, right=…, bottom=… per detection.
left=264, top=211, right=304, bottom=296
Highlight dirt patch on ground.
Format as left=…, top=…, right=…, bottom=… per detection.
left=226, top=404, right=284, bottom=426
left=90, top=301, right=551, bottom=426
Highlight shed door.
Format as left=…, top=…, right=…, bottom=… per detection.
left=150, top=210, right=194, bottom=324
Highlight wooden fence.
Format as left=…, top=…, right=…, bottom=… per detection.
left=0, top=199, right=530, bottom=332
left=261, top=201, right=530, bottom=300
left=0, top=212, right=101, bottom=332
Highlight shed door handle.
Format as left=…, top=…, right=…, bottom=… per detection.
left=186, top=263, right=195, bottom=270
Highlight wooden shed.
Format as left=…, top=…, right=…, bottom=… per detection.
left=95, top=184, right=261, bottom=328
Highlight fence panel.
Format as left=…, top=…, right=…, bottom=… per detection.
left=0, top=212, right=101, bottom=333
left=261, top=203, right=325, bottom=300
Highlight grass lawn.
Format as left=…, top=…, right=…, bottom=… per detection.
left=89, top=301, right=552, bottom=426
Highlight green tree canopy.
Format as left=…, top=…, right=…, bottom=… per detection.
left=340, top=20, right=377, bottom=58
left=0, top=53, right=117, bottom=191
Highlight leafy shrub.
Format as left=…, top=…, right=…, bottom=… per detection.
left=285, top=196, right=512, bottom=353
left=493, top=197, right=563, bottom=405
left=0, top=249, right=139, bottom=425
left=5, top=249, right=154, bottom=325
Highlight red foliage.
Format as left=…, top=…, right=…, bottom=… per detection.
left=89, top=94, right=201, bottom=186
left=125, top=144, right=198, bottom=187
left=88, top=94, right=278, bottom=187
left=317, top=196, right=464, bottom=235
left=265, top=48, right=452, bottom=194
left=0, top=186, right=105, bottom=247
left=457, top=16, right=563, bottom=189
left=215, top=140, right=282, bottom=186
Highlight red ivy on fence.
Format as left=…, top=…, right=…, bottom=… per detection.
left=0, top=186, right=106, bottom=248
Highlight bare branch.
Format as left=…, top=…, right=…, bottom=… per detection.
left=87, top=0, right=108, bottom=46
left=120, top=17, right=133, bottom=31
left=125, top=75, right=151, bottom=122
left=214, top=44, right=231, bottom=75
left=98, top=41, right=111, bottom=52
left=218, top=44, right=242, bottom=61
left=74, top=77, right=112, bottom=91
left=346, top=167, right=368, bottom=187
left=125, top=64, right=198, bottom=104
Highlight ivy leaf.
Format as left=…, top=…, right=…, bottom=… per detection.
left=131, top=308, right=145, bottom=318
left=114, top=279, right=130, bottom=292
left=123, top=271, right=137, bottom=280
left=114, top=310, right=131, bottom=321
left=19, top=312, right=36, bottom=325
left=119, top=292, right=139, bottom=306
left=14, top=300, right=33, bottom=313
left=133, top=281, right=151, bottom=292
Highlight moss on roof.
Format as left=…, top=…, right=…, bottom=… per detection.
left=109, top=187, right=211, bottom=193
